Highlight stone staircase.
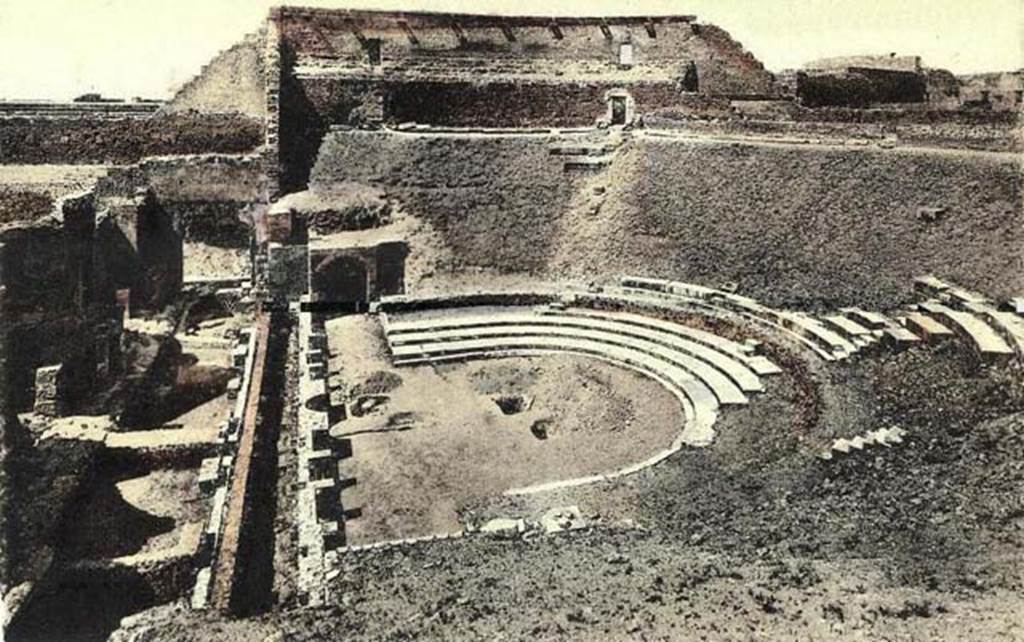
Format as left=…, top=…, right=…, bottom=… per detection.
left=549, top=132, right=627, bottom=171
left=819, top=427, right=907, bottom=460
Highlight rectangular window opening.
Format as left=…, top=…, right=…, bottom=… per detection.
left=618, top=43, right=634, bottom=68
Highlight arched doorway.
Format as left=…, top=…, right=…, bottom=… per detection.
left=314, top=255, right=369, bottom=304
left=605, top=90, right=633, bottom=126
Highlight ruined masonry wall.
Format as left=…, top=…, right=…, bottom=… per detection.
left=163, top=33, right=267, bottom=119
left=278, top=13, right=772, bottom=99
left=98, top=155, right=266, bottom=248
left=0, top=115, right=263, bottom=165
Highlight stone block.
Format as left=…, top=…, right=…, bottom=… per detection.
left=306, top=348, right=325, bottom=365
left=540, top=506, right=586, bottom=534
left=232, top=345, right=249, bottom=368
left=33, top=364, right=65, bottom=417
left=481, top=518, right=526, bottom=539
left=226, top=377, right=242, bottom=399
left=198, top=457, right=221, bottom=494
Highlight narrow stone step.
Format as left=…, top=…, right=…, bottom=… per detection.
left=901, top=312, right=954, bottom=343
left=832, top=438, right=852, bottom=453
left=840, top=307, right=890, bottom=330
left=918, top=301, right=1014, bottom=360
left=881, top=325, right=921, bottom=349
left=822, top=314, right=873, bottom=339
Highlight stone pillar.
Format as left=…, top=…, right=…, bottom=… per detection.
left=33, top=364, right=65, bottom=417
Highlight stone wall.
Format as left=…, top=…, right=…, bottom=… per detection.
left=312, top=129, right=1022, bottom=310
left=959, top=71, right=1024, bottom=112
left=804, top=54, right=922, bottom=73
left=275, top=9, right=773, bottom=99
left=0, top=191, right=54, bottom=225
left=381, top=80, right=685, bottom=128
left=0, top=114, right=263, bottom=165
left=0, top=193, right=122, bottom=412
left=97, top=154, right=266, bottom=252
left=0, top=416, right=102, bottom=604
left=797, top=68, right=928, bottom=108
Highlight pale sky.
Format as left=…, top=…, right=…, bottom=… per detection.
left=0, top=0, right=1020, bottom=101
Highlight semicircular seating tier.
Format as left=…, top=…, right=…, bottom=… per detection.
left=380, top=302, right=782, bottom=449
left=614, top=276, right=863, bottom=361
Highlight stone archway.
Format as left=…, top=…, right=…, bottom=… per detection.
left=314, top=255, right=369, bottom=303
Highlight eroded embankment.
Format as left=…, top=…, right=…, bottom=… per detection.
left=312, top=130, right=1022, bottom=310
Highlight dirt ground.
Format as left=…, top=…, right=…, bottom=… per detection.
left=326, top=314, right=685, bottom=545
left=58, top=468, right=205, bottom=562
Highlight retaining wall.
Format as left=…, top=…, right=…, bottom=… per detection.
left=0, top=114, right=263, bottom=165
left=190, top=324, right=259, bottom=610
left=313, top=129, right=1022, bottom=310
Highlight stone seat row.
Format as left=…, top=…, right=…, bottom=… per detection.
left=557, top=307, right=782, bottom=376
left=381, top=305, right=782, bottom=446
left=617, top=276, right=859, bottom=361
left=393, top=326, right=746, bottom=405
left=906, top=301, right=1014, bottom=361
left=385, top=307, right=769, bottom=398
left=912, top=275, right=1024, bottom=362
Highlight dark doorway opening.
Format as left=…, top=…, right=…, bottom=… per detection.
left=365, top=39, right=382, bottom=66
left=315, top=256, right=368, bottom=304
left=610, top=96, right=628, bottom=125
left=681, top=61, right=700, bottom=92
